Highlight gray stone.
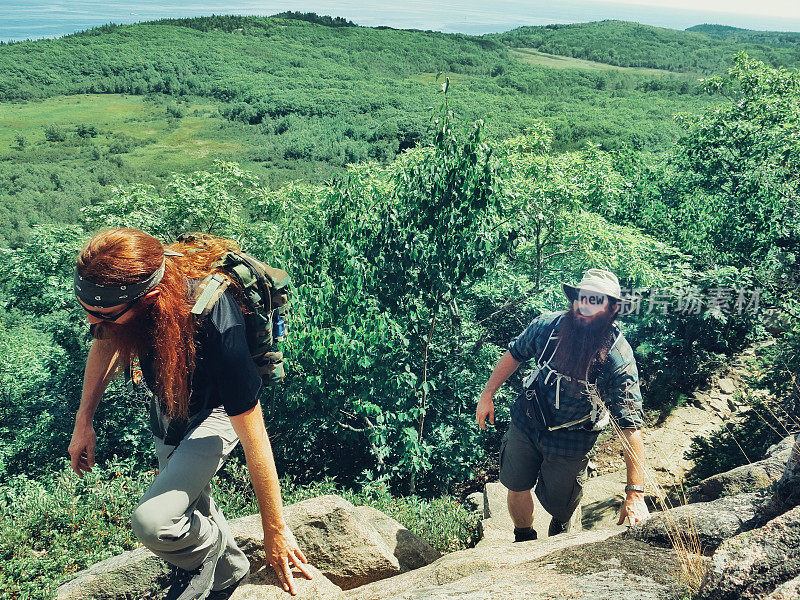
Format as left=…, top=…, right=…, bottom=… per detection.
left=231, top=564, right=345, bottom=599
left=55, top=547, right=169, bottom=600
left=764, top=575, right=800, bottom=600
left=717, top=378, right=736, bottom=395
left=345, top=530, right=619, bottom=600
left=767, top=436, right=799, bottom=458
left=462, top=492, right=484, bottom=517
left=354, top=505, right=441, bottom=572
left=626, top=492, right=768, bottom=554
left=348, top=536, right=690, bottom=600
left=59, top=495, right=403, bottom=599
left=699, top=505, right=800, bottom=600
left=240, top=495, right=401, bottom=590
left=687, top=445, right=793, bottom=502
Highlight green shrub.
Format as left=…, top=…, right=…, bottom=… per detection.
left=43, top=125, right=65, bottom=142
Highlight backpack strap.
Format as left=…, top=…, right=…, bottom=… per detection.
left=191, top=273, right=230, bottom=318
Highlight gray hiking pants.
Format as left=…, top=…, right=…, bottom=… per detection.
left=130, top=398, right=250, bottom=590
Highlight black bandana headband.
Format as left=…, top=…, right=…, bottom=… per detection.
left=74, top=249, right=182, bottom=308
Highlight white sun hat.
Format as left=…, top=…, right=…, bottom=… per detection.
left=563, top=269, right=622, bottom=303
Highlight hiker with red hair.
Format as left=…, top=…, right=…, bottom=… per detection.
left=68, top=228, right=311, bottom=600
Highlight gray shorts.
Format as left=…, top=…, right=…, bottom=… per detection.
left=499, top=423, right=590, bottom=522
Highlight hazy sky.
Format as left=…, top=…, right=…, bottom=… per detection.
left=593, top=0, right=800, bottom=19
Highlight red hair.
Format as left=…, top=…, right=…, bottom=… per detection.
left=77, top=229, right=241, bottom=418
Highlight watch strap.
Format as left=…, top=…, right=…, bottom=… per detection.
left=625, top=484, right=645, bottom=493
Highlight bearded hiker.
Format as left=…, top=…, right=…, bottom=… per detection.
left=67, top=228, right=312, bottom=599
left=476, top=269, right=649, bottom=542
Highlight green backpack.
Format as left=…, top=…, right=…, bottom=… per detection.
left=184, top=238, right=291, bottom=385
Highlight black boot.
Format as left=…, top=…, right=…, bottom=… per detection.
left=548, top=517, right=569, bottom=537
left=165, top=531, right=224, bottom=600
left=207, top=574, right=248, bottom=600
left=513, top=526, right=537, bottom=542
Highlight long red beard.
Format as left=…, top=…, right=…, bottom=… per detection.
left=551, top=308, right=616, bottom=381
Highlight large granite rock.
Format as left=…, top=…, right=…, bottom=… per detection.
left=57, top=495, right=406, bottom=599
left=233, top=495, right=402, bottom=590
left=764, top=575, right=800, bottom=600
left=354, top=505, right=441, bottom=571
left=626, top=492, right=768, bottom=554
left=687, top=435, right=796, bottom=503
left=231, top=564, right=345, bottom=599
left=699, top=505, right=800, bottom=600
left=55, top=547, right=169, bottom=600
left=346, top=530, right=619, bottom=600
left=348, top=535, right=691, bottom=600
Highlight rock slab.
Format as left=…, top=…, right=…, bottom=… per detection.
left=233, top=495, right=402, bottom=590
left=346, top=530, right=619, bottom=600
left=348, top=535, right=690, bottom=600
left=354, top=505, right=441, bottom=572
left=231, top=564, right=345, bottom=600
left=688, top=435, right=795, bottom=502
left=55, top=547, right=169, bottom=600
left=699, top=505, right=800, bottom=600
left=627, top=492, right=768, bottom=554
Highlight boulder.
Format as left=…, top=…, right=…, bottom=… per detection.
left=698, top=505, right=800, bottom=600
left=58, top=495, right=404, bottom=599
left=687, top=438, right=794, bottom=502
left=231, top=564, right=345, bottom=599
left=354, top=505, right=441, bottom=572
left=280, top=495, right=401, bottom=589
left=348, top=535, right=690, bottom=600
left=462, top=491, right=484, bottom=516
left=626, top=492, right=768, bottom=554
left=717, top=378, right=736, bottom=395
left=55, top=547, right=169, bottom=600
left=763, top=575, right=800, bottom=600
left=346, top=530, right=619, bottom=600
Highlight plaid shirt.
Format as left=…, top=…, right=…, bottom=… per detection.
left=507, top=310, right=644, bottom=458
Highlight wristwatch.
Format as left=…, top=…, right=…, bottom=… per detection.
left=625, top=484, right=645, bottom=493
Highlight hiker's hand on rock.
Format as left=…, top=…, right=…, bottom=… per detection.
left=68, top=424, right=96, bottom=477
left=476, top=393, right=495, bottom=430
left=264, top=524, right=312, bottom=595
left=618, top=490, right=649, bottom=526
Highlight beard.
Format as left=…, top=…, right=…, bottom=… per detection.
left=551, top=306, right=617, bottom=381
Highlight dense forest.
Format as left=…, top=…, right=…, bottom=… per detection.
left=1, top=14, right=799, bottom=599
left=0, top=15, right=733, bottom=245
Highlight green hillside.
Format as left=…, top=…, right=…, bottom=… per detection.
left=491, top=20, right=800, bottom=73
left=0, top=15, right=723, bottom=244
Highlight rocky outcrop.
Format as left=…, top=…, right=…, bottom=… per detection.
left=347, top=534, right=690, bottom=600
left=54, top=547, right=169, bottom=600
left=698, top=505, right=800, bottom=600
left=354, top=505, right=441, bottom=572
left=231, top=564, right=345, bottom=599
left=233, top=495, right=402, bottom=590
left=57, top=495, right=440, bottom=599
left=687, top=435, right=796, bottom=503
left=627, top=492, right=770, bottom=554
left=763, top=575, right=800, bottom=600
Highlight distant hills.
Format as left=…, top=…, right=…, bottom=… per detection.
left=490, top=19, right=800, bottom=73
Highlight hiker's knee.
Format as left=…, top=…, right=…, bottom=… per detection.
left=131, top=503, right=181, bottom=550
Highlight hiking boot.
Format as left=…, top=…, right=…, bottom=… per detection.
left=513, top=526, right=537, bottom=542
left=164, top=530, right=224, bottom=600
left=207, top=574, right=248, bottom=600
left=548, top=517, right=569, bottom=537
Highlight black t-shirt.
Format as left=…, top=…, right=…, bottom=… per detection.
left=138, top=289, right=263, bottom=417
